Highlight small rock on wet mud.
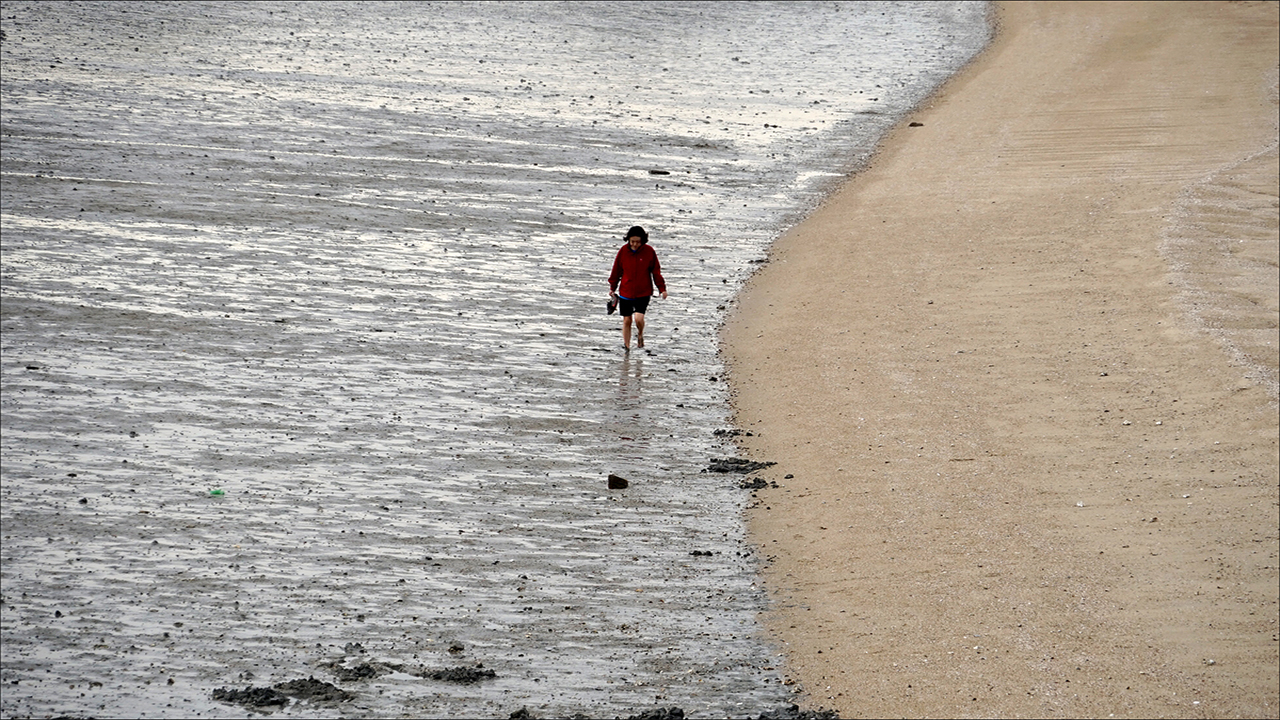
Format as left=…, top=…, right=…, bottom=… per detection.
left=757, top=705, right=841, bottom=720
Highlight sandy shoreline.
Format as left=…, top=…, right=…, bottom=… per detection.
left=724, top=2, right=1279, bottom=718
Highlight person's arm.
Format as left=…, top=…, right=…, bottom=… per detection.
left=650, top=250, right=667, bottom=299
left=608, top=249, right=623, bottom=295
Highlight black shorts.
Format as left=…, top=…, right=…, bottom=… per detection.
left=618, top=295, right=650, bottom=317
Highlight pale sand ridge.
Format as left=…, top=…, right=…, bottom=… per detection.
left=723, top=2, right=1279, bottom=717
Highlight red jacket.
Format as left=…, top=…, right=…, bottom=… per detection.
left=609, top=243, right=666, bottom=299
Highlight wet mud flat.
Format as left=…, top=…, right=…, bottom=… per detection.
left=202, top=621, right=839, bottom=719
left=0, top=392, right=803, bottom=720
left=2, top=452, right=817, bottom=719
left=1, top=2, right=988, bottom=717
left=206, top=647, right=839, bottom=719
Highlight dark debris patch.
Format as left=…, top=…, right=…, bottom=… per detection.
left=273, top=677, right=354, bottom=702
left=211, top=685, right=289, bottom=708
left=624, top=702, right=686, bottom=712
left=706, top=457, right=776, bottom=474
left=627, top=709, right=686, bottom=720
left=508, top=707, right=593, bottom=720
left=758, top=705, right=841, bottom=720
left=323, top=661, right=394, bottom=682
left=211, top=676, right=353, bottom=708
left=506, top=705, right=839, bottom=720
left=418, top=664, right=497, bottom=684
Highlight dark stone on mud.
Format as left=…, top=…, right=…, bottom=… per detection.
left=607, top=474, right=629, bottom=489
left=422, top=664, right=497, bottom=684
left=211, top=685, right=289, bottom=708
left=739, top=477, right=779, bottom=490
left=757, top=704, right=841, bottom=720
left=324, top=661, right=388, bottom=681
left=212, top=677, right=355, bottom=707
left=342, top=641, right=366, bottom=654
left=274, top=677, right=354, bottom=702
left=508, top=709, right=592, bottom=720
left=504, top=707, right=830, bottom=720
left=626, top=708, right=685, bottom=720
left=706, top=457, right=776, bottom=474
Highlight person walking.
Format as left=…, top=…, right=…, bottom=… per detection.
left=608, top=225, right=667, bottom=351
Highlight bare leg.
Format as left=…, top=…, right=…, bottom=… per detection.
left=621, top=315, right=633, bottom=350
left=634, top=313, right=646, bottom=348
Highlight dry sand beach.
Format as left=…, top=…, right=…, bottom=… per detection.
left=724, top=2, right=1279, bottom=718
